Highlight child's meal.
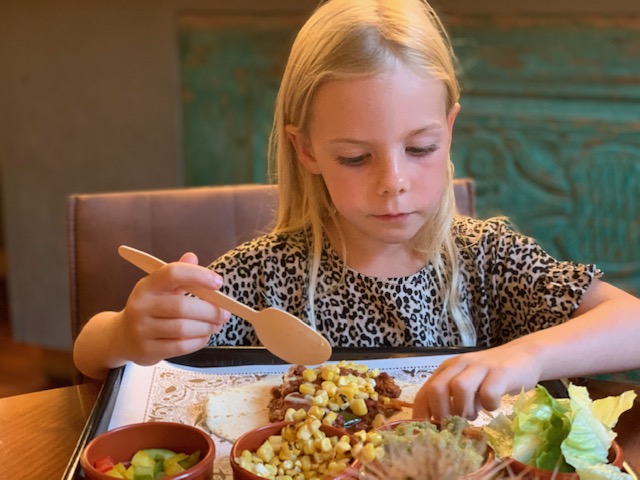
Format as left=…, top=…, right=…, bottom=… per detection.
left=203, top=360, right=637, bottom=479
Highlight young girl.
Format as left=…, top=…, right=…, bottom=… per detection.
left=73, top=0, right=640, bottom=421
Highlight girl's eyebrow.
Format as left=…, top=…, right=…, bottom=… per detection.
left=406, top=124, right=444, bottom=137
left=328, top=124, right=444, bottom=145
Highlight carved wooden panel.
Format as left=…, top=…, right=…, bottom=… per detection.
left=178, top=14, right=304, bottom=186
left=447, top=15, right=640, bottom=296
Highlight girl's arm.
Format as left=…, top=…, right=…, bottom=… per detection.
left=413, top=278, right=640, bottom=420
left=73, top=253, right=230, bottom=380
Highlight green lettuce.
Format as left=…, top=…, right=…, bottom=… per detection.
left=484, top=383, right=636, bottom=479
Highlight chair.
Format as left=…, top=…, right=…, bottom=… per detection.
left=67, top=179, right=475, bottom=341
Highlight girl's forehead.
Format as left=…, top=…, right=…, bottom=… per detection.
left=308, top=66, right=448, bottom=135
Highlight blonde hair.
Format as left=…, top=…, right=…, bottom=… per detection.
left=268, top=0, right=476, bottom=346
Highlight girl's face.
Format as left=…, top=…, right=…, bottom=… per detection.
left=288, top=64, right=459, bottom=251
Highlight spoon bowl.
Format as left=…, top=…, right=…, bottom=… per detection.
left=118, top=245, right=332, bottom=365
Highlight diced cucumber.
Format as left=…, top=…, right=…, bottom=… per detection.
left=178, top=450, right=201, bottom=470
left=132, top=465, right=155, bottom=480
left=142, top=448, right=177, bottom=461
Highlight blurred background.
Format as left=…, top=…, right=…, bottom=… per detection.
left=0, top=0, right=638, bottom=397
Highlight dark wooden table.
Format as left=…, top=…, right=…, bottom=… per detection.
left=0, top=379, right=637, bottom=479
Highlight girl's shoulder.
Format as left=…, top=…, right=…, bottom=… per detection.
left=452, top=215, right=515, bottom=245
left=451, top=215, right=540, bottom=259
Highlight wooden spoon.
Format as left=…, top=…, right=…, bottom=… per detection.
left=118, top=245, right=332, bottom=365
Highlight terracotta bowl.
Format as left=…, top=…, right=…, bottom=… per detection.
left=372, top=419, right=497, bottom=479
left=505, top=440, right=624, bottom=479
left=230, top=421, right=360, bottom=480
left=80, top=421, right=215, bottom=480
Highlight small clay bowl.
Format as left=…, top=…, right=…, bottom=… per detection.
left=230, top=421, right=360, bottom=480
left=80, top=421, right=215, bottom=480
left=373, top=419, right=497, bottom=479
left=505, top=440, right=624, bottom=479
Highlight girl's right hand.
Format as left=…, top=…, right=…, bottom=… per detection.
left=114, top=252, right=231, bottom=367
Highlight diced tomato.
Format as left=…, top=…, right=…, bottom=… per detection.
left=94, top=456, right=116, bottom=473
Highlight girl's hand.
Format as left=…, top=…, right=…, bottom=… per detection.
left=114, top=252, right=231, bottom=366
left=412, top=343, right=542, bottom=421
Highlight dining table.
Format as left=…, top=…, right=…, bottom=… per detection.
left=0, top=374, right=638, bottom=479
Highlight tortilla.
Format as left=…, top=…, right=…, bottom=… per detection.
left=204, top=376, right=279, bottom=442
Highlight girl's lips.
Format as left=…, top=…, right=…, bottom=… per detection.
left=374, top=213, right=410, bottom=221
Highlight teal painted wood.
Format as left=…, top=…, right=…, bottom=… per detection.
left=445, top=17, right=640, bottom=297
left=178, top=17, right=301, bottom=186
left=446, top=16, right=640, bottom=101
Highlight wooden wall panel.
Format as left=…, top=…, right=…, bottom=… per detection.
left=448, top=15, right=640, bottom=296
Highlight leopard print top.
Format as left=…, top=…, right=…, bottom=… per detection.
left=206, top=217, right=601, bottom=348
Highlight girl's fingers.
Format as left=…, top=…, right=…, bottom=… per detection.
left=477, top=369, right=508, bottom=412
left=147, top=318, right=219, bottom=340
left=414, top=361, right=463, bottom=420
left=449, top=367, right=488, bottom=419
left=141, top=261, right=223, bottom=294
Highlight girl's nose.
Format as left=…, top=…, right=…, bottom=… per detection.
left=376, top=156, right=407, bottom=196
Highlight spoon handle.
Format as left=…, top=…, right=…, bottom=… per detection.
left=117, top=245, right=259, bottom=322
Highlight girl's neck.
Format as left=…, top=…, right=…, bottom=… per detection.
left=324, top=221, right=426, bottom=279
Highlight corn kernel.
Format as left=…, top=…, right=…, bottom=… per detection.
left=355, top=364, right=369, bottom=374
left=296, top=424, right=312, bottom=441
left=318, top=437, right=332, bottom=452
left=293, top=408, right=307, bottom=422
left=282, top=425, right=297, bottom=443
left=371, top=414, right=385, bottom=429
left=300, top=454, right=312, bottom=472
left=353, top=430, right=367, bottom=442
left=322, top=411, right=337, bottom=426
left=335, top=441, right=351, bottom=453
left=320, top=381, right=337, bottom=397
left=321, top=370, right=336, bottom=382
left=284, top=408, right=297, bottom=422
left=299, top=382, right=316, bottom=396
left=302, top=368, right=318, bottom=382
left=327, top=401, right=340, bottom=412
left=366, top=431, right=383, bottom=446
left=312, top=390, right=329, bottom=407
left=337, top=386, right=356, bottom=400
left=350, top=398, right=368, bottom=416
left=360, top=443, right=377, bottom=463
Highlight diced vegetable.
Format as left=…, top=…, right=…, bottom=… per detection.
left=95, top=456, right=116, bottom=473
left=94, top=448, right=202, bottom=480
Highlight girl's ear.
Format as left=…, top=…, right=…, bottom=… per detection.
left=447, top=102, right=460, bottom=132
left=285, top=125, right=322, bottom=174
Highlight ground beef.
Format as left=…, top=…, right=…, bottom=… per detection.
left=268, top=363, right=403, bottom=432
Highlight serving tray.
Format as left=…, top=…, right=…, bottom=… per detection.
left=62, top=346, right=618, bottom=479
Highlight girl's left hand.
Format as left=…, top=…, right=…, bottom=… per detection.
left=412, top=344, right=542, bottom=421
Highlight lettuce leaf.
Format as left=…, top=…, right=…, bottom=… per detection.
left=484, top=383, right=636, bottom=480
left=561, top=384, right=636, bottom=478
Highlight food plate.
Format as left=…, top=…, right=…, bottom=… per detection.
left=62, top=347, right=624, bottom=479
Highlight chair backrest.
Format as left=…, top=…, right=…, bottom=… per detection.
left=67, top=179, right=475, bottom=340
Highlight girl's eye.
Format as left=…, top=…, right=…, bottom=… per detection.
left=336, top=154, right=369, bottom=166
left=407, top=145, right=438, bottom=156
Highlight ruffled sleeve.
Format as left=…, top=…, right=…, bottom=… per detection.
left=456, top=218, right=602, bottom=344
